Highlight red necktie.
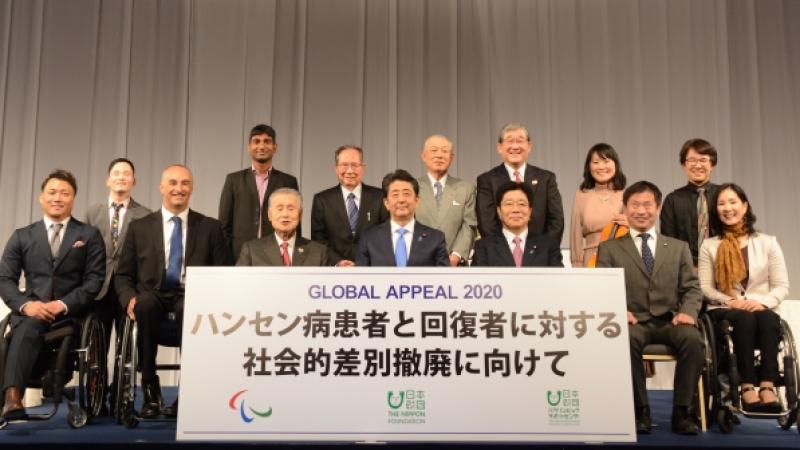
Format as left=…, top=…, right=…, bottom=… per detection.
left=281, top=241, right=291, bottom=266
left=512, top=236, right=523, bottom=267
left=513, top=170, right=522, bottom=184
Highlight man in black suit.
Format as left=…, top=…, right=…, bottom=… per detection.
left=219, top=124, right=299, bottom=258
left=472, top=182, right=563, bottom=267
left=0, top=170, right=105, bottom=419
left=356, top=170, right=449, bottom=267
left=311, top=145, right=388, bottom=266
left=476, top=122, right=564, bottom=242
left=116, top=165, right=232, bottom=418
left=660, top=138, right=720, bottom=265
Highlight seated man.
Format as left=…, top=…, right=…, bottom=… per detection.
left=0, top=170, right=105, bottom=419
left=472, top=182, right=562, bottom=267
left=596, top=181, right=703, bottom=435
left=356, top=169, right=449, bottom=267
left=115, top=165, right=232, bottom=418
left=237, top=188, right=328, bottom=266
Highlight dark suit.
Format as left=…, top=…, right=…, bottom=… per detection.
left=471, top=233, right=563, bottom=267
left=356, top=221, right=449, bottom=267
left=596, top=233, right=703, bottom=409
left=0, top=218, right=105, bottom=391
left=311, top=184, right=388, bottom=265
left=476, top=163, right=564, bottom=242
left=237, top=235, right=328, bottom=266
left=660, top=182, right=720, bottom=265
left=115, top=209, right=232, bottom=382
left=218, top=167, right=299, bottom=258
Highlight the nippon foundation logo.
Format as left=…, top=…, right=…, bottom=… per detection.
left=387, top=389, right=426, bottom=424
left=547, top=389, right=581, bottom=426
left=228, top=389, right=273, bottom=423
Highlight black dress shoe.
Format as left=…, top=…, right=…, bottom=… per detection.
left=635, top=406, right=652, bottom=434
left=162, top=396, right=178, bottom=418
left=759, top=387, right=782, bottom=413
left=141, top=378, right=164, bottom=419
left=671, top=406, right=699, bottom=435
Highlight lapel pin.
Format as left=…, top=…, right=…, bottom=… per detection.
left=298, top=247, right=304, bottom=253
left=531, top=179, right=538, bottom=185
left=367, top=212, right=371, bottom=222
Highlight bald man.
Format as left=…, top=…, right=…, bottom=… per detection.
left=115, top=165, right=233, bottom=419
left=415, top=135, right=477, bottom=266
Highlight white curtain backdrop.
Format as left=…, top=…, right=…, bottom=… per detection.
left=1, top=0, right=799, bottom=292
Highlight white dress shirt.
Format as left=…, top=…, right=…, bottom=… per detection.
left=629, top=227, right=657, bottom=258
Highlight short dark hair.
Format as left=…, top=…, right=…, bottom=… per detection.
left=381, top=169, right=419, bottom=197
left=249, top=124, right=276, bottom=141
left=579, top=143, right=627, bottom=191
left=709, top=183, right=757, bottom=235
left=495, top=181, right=534, bottom=208
left=41, top=169, right=78, bottom=194
left=107, top=157, right=135, bottom=175
left=679, top=138, right=718, bottom=166
left=623, top=180, right=662, bottom=207
left=334, top=145, right=363, bottom=164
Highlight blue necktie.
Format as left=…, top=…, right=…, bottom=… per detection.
left=640, top=233, right=654, bottom=275
left=395, top=228, right=408, bottom=267
left=346, top=193, right=358, bottom=234
left=166, top=216, right=183, bottom=288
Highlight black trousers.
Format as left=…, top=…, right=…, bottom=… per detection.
left=629, top=318, right=704, bottom=408
left=133, top=290, right=183, bottom=384
left=94, top=286, right=124, bottom=392
left=709, top=308, right=781, bottom=384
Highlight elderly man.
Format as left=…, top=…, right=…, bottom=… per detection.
left=472, top=182, right=562, bottom=267
left=116, top=165, right=232, bottom=418
left=0, top=170, right=105, bottom=419
left=415, top=135, right=477, bottom=266
left=238, top=188, right=327, bottom=266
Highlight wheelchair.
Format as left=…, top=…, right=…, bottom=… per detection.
left=0, top=312, right=106, bottom=429
left=114, top=313, right=181, bottom=428
left=700, top=313, right=800, bottom=433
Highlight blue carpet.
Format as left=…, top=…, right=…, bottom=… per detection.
left=0, top=390, right=797, bottom=448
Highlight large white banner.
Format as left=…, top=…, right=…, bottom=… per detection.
left=177, top=267, right=634, bottom=443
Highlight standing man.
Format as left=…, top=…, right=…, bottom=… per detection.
left=0, top=170, right=105, bottom=419
left=596, top=181, right=703, bottom=435
left=85, top=158, right=150, bottom=412
left=356, top=170, right=449, bottom=267
left=311, top=145, right=388, bottom=266
left=476, top=123, right=564, bottom=242
left=472, top=182, right=563, bottom=267
left=116, top=165, right=232, bottom=419
left=219, top=124, right=299, bottom=259
left=660, top=138, right=720, bottom=266
left=415, top=135, right=477, bottom=266
left=238, top=188, right=328, bottom=266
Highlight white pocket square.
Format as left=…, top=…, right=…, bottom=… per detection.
left=451, top=200, right=462, bottom=206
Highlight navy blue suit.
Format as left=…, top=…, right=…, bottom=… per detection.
left=356, top=221, right=449, bottom=267
left=0, top=218, right=105, bottom=391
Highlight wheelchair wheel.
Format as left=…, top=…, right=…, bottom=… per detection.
left=78, top=313, right=106, bottom=421
left=716, top=407, right=735, bottom=433
left=699, top=314, right=719, bottom=423
left=67, top=404, right=89, bottom=429
left=115, top=317, right=138, bottom=427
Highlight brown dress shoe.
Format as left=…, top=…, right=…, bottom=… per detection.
left=2, top=387, right=25, bottom=420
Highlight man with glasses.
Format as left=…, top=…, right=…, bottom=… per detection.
left=311, top=145, right=388, bottom=266
left=660, top=139, right=720, bottom=266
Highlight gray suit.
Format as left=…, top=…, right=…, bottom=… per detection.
left=596, top=233, right=703, bottom=409
left=415, top=175, right=477, bottom=261
left=237, top=235, right=328, bottom=266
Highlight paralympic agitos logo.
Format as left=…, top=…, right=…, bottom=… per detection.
left=228, top=389, right=273, bottom=423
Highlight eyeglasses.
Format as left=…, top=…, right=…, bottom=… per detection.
left=337, top=163, right=364, bottom=170
left=500, top=201, right=530, bottom=209
left=685, top=157, right=711, bottom=166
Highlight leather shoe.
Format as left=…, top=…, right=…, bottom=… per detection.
left=162, top=396, right=178, bottom=418
left=141, top=378, right=164, bottom=419
left=635, top=406, right=652, bottom=434
left=2, top=387, right=25, bottom=420
left=671, top=406, right=699, bottom=435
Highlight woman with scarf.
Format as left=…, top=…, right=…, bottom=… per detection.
left=698, top=182, right=789, bottom=412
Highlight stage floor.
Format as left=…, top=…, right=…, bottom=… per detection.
left=0, top=390, right=797, bottom=449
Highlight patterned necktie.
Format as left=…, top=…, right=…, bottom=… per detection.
left=346, top=193, right=359, bottom=234
left=50, top=223, right=63, bottom=258
left=513, top=170, right=522, bottom=184
left=512, top=236, right=523, bottom=267
left=395, top=228, right=408, bottom=267
left=434, top=181, right=443, bottom=203
left=697, top=187, right=709, bottom=249
left=640, top=233, right=654, bottom=275
left=165, top=216, right=183, bottom=288
left=281, top=241, right=291, bottom=266
left=111, top=203, right=123, bottom=251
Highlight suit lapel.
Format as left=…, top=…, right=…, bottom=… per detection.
left=115, top=199, right=138, bottom=258
left=293, top=237, right=309, bottom=266
left=152, top=211, right=166, bottom=277
left=34, top=221, right=52, bottom=264
left=407, top=225, right=427, bottom=266
left=356, top=188, right=377, bottom=236
left=651, top=235, right=671, bottom=278
left=244, top=168, right=261, bottom=208
left=620, top=234, right=649, bottom=277
left=54, top=219, right=79, bottom=269
left=492, top=235, right=517, bottom=266
left=521, top=235, right=540, bottom=266
left=524, top=164, right=540, bottom=195
left=378, top=222, right=397, bottom=265
left=265, top=236, right=285, bottom=266
left=437, top=181, right=456, bottom=224
left=184, top=210, right=198, bottom=265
